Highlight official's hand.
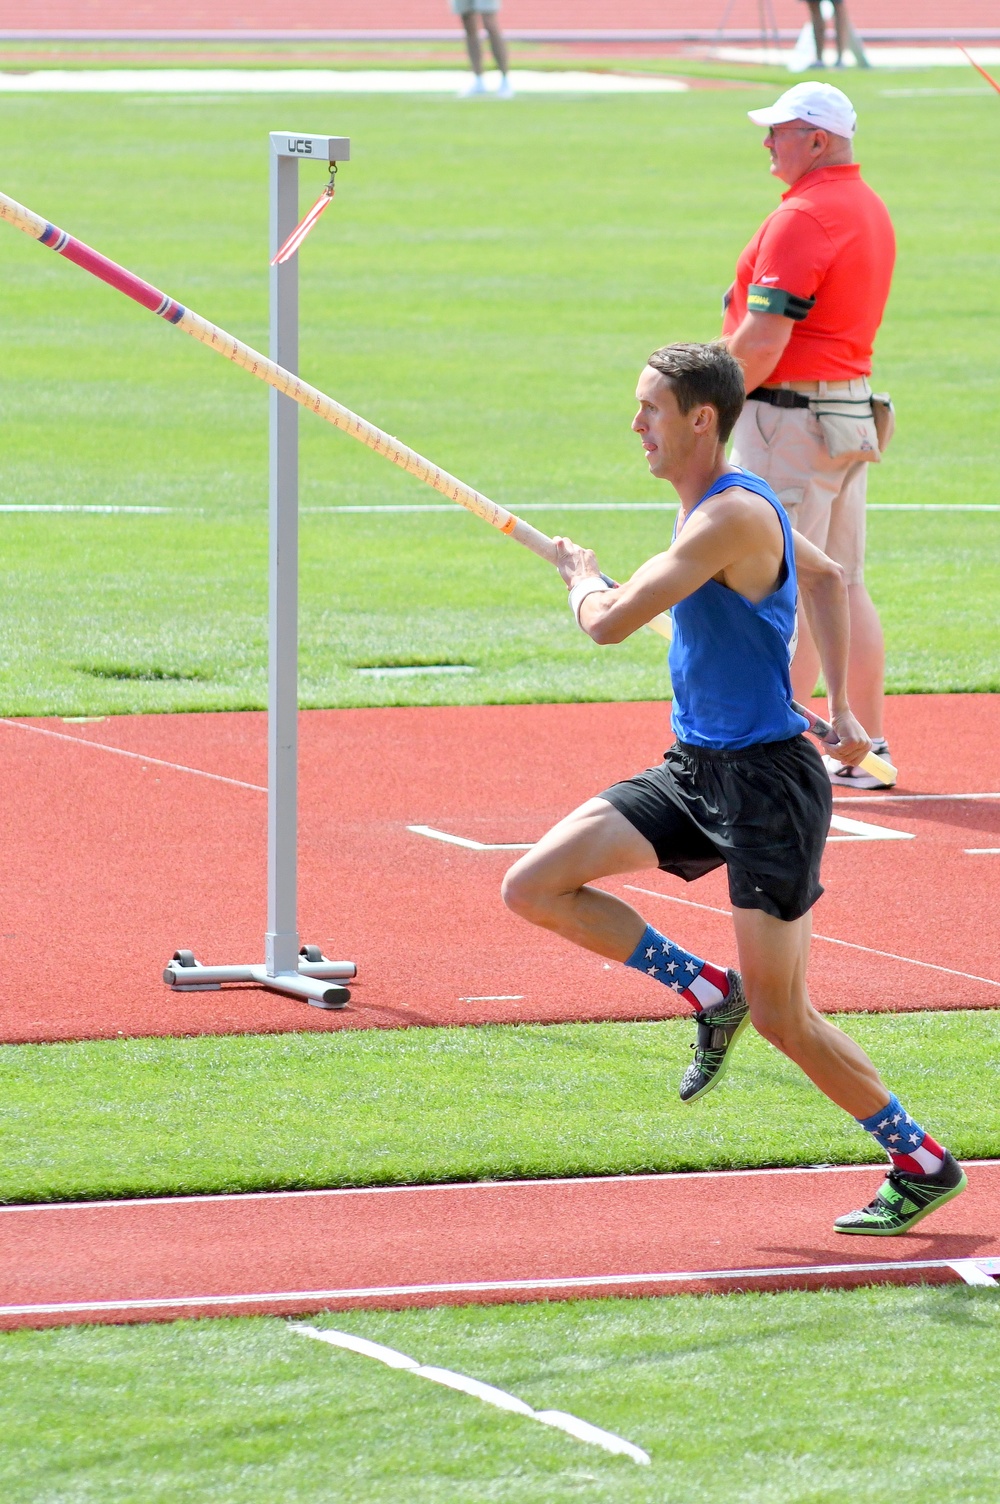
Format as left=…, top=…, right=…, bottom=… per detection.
left=823, top=709, right=872, bottom=767
left=554, top=535, right=601, bottom=590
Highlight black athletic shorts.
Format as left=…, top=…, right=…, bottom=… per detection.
left=600, top=734, right=832, bottom=923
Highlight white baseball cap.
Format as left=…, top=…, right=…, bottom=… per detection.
left=747, top=81, right=857, bottom=138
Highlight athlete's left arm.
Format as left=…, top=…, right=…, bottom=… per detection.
left=793, top=530, right=871, bottom=764
left=553, top=505, right=752, bottom=646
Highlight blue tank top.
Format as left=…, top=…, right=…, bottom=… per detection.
left=669, top=469, right=809, bottom=750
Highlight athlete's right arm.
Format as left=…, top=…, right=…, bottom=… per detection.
left=554, top=504, right=758, bottom=646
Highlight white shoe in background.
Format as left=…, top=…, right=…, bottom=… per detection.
left=459, top=75, right=487, bottom=97
left=823, top=740, right=894, bottom=790
left=496, top=75, right=515, bottom=98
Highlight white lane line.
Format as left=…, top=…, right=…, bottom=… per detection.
left=966, top=849, right=1000, bottom=855
left=4, top=1253, right=993, bottom=1323
left=625, top=886, right=1000, bottom=990
left=408, top=824, right=531, bottom=851
left=0, top=719, right=266, bottom=793
left=290, top=1324, right=651, bottom=1465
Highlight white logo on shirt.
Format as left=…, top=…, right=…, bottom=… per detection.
left=759, top=275, right=780, bottom=284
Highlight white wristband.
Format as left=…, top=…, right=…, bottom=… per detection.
left=568, top=575, right=611, bottom=627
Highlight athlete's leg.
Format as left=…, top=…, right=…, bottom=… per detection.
left=501, top=797, right=657, bottom=960
left=731, top=905, right=889, bottom=1118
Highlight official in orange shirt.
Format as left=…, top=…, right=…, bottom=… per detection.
left=722, top=82, right=895, bottom=787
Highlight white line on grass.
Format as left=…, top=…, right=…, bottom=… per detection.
left=0, top=719, right=266, bottom=793
left=0, top=504, right=180, bottom=514
left=0, top=68, right=688, bottom=95
left=304, top=502, right=1000, bottom=515
left=290, top=1324, right=651, bottom=1465
left=4, top=1251, right=995, bottom=1324
left=626, top=886, right=1000, bottom=989
left=304, top=503, right=680, bottom=514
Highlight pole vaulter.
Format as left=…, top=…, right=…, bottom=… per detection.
left=0, top=187, right=894, bottom=786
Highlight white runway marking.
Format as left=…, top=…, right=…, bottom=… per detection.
left=0, top=719, right=266, bottom=793
left=290, top=1323, right=651, bottom=1465
left=408, top=824, right=531, bottom=851
left=626, top=886, right=1000, bottom=990
left=409, top=816, right=913, bottom=849
left=827, top=813, right=914, bottom=842
left=0, top=68, right=688, bottom=95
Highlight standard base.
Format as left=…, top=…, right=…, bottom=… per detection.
left=163, top=948, right=355, bottom=1010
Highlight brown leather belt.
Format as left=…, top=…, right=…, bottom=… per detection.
left=747, top=387, right=810, bottom=410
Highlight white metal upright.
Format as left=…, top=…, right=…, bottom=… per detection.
left=164, top=130, right=356, bottom=1011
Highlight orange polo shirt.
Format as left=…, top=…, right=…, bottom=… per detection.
left=722, top=163, right=895, bottom=382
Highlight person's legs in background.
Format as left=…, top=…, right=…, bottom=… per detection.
left=804, top=0, right=827, bottom=65
left=458, top=10, right=486, bottom=95
left=482, top=12, right=510, bottom=81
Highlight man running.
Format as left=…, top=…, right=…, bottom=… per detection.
left=502, top=342, right=965, bottom=1235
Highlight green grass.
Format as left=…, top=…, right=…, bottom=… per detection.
left=2, top=1011, right=996, bottom=1204
left=4, top=1287, right=1000, bottom=1502
left=1, top=79, right=998, bottom=714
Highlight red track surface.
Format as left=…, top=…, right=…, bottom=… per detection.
left=3, top=1162, right=997, bottom=1331
left=4, top=3, right=995, bottom=38
left=0, top=694, right=997, bottom=1045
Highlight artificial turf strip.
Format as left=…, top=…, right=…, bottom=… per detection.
left=3, top=1286, right=999, bottom=1503
left=1, top=1011, right=996, bottom=1204
left=1, top=79, right=999, bottom=715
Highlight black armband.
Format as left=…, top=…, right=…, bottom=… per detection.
left=746, top=283, right=816, bottom=321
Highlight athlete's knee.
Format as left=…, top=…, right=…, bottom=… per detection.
left=501, top=858, right=557, bottom=923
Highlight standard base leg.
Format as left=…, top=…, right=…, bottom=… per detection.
left=163, top=947, right=355, bottom=1010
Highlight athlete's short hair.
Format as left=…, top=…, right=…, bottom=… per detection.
left=646, top=342, right=745, bottom=445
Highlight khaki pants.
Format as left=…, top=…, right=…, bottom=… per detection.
left=730, top=390, right=869, bottom=586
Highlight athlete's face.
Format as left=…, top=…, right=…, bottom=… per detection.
left=632, top=367, right=711, bottom=480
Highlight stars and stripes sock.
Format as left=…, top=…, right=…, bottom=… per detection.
left=623, top=923, right=730, bottom=1012
left=857, top=1093, right=946, bottom=1176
